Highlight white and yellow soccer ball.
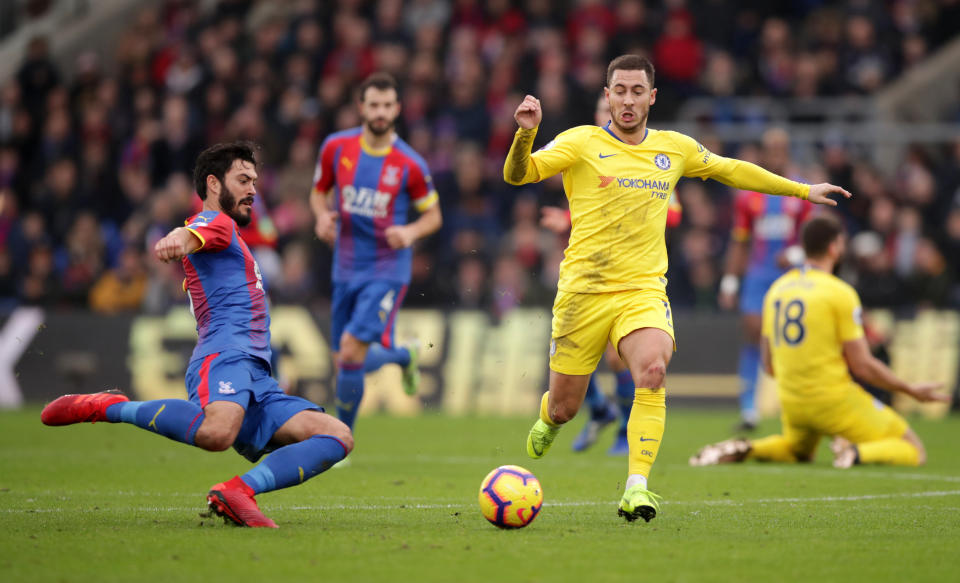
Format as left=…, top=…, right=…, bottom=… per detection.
left=478, top=465, right=543, bottom=529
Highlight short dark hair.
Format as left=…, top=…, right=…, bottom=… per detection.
left=357, top=72, right=399, bottom=102
left=606, top=55, right=656, bottom=88
left=193, top=141, right=258, bottom=200
left=801, top=215, right=845, bottom=258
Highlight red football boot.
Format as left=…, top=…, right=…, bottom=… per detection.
left=41, top=389, right=129, bottom=426
left=207, top=476, right=279, bottom=528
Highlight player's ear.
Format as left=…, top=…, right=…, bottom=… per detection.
left=206, top=174, right=220, bottom=197
left=649, top=87, right=657, bottom=106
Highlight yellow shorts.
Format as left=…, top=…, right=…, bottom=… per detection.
left=779, top=384, right=910, bottom=458
left=549, top=289, right=675, bottom=375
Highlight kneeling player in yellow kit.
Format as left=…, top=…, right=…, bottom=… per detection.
left=503, top=54, right=850, bottom=522
left=690, top=215, right=948, bottom=469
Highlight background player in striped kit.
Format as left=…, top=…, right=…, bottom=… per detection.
left=311, top=73, right=442, bottom=436
left=719, top=128, right=813, bottom=432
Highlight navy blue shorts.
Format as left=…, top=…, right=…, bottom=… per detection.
left=185, top=350, right=323, bottom=462
left=331, top=280, right=407, bottom=350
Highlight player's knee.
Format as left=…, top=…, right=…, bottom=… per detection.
left=194, top=423, right=238, bottom=452
left=334, top=429, right=354, bottom=454
left=549, top=400, right=578, bottom=424
left=304, top=415, right=354, bottom=454
left=195, top=427, right=236, bottom=452
left=640, top=360, right=666, bottom=387
left=323, top=419, right=354, bottom=454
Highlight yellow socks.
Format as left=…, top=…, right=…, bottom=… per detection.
left=747, top=435, right=798, bottom=462
left=539, top=392, right=559, bottom=427
left=858, top=438, right=920, bottom=466
left=626, top=388, right=665, bottom=480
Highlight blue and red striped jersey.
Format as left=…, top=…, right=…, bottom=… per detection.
left=732, top=190, right=813, bottom=277
left=182, top=210, right=271, bottom=365
left=314, top=127, right=439, bottom=284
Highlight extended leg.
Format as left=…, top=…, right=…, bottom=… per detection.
left=616, top=327, right=673, bottom=522
left=41, top=389, right=238, bottom=450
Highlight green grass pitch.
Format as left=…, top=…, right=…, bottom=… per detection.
left=2, top=407, right=959, bottom=582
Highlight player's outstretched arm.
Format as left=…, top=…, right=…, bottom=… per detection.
left=843, top=337, right=949, bottom=403
left=703, top=152, right=852, bottom=206
left=154, top=227, right=202, bottom=263
left=503, top=95, right=542, bottom=186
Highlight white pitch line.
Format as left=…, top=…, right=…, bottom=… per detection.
left=708, top=463, right=960, bottom=484
left=5, top=490, right=960, bottom=514
left=355, top=455, right=960, bottom=485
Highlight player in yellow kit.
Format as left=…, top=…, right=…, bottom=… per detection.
left=690, top=215, right=947, bottom=468
left=503, top=54, right=850, bottom=522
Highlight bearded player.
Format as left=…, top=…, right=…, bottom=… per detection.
left=311, top=73, right=442, bottom=435
left=42, top=142, right=353, bottom=528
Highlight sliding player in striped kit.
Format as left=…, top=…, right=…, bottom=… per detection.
left=42, top=142, right=353, bottom=528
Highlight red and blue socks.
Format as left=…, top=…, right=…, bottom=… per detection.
left=105, top=400, right=205, bottom=445
left=335, top=361, right=365, bottom=430
left=240, top=435, right=349, bottom=494
left=615, top=369, right=634, bottom=435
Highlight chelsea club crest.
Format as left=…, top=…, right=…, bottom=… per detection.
left=654, top=153, right=671, bottom=170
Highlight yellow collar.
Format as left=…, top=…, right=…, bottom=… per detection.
left=360, top=134, right=394, bottom=156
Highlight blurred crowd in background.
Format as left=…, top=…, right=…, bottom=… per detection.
left=1, top=0, right=960, bottom=318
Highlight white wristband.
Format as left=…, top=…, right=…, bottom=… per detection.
left=784, top=245, right=805, bottom=267
left=720, top=274, right=740, bottom=295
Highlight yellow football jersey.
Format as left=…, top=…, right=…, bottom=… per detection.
left=504, top=125, right=809, bottom=293
left=761, top=266, right=865, bottom=403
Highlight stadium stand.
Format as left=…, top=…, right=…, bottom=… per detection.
left=0, top=0, right=958, bottom=316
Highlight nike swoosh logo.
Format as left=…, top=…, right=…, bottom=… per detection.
left=638, top=437, right=659, bottom=442
left=598, top=153, right=618, bottom=159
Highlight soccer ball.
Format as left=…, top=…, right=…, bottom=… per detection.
left=478, top=465, right=543, bottom=529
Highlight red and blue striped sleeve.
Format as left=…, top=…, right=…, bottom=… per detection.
left=184, top=212, right=234, bottom=253
left=313, top=136, right=339, bottom=193
left=406, top=156, right=439, bottom=213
